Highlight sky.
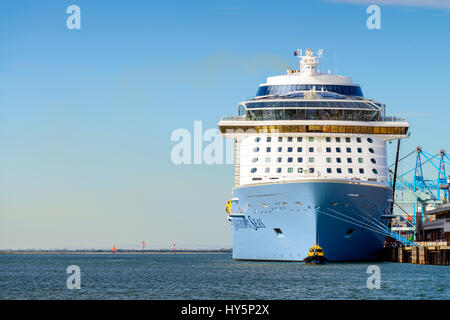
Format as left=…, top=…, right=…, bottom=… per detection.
left=0, top=0, right=449, bottom=249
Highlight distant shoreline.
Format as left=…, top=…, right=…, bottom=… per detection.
left=0, top=249, right=232, bottom=255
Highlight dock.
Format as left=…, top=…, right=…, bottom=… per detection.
left=384, top=242, right=450, bottom=265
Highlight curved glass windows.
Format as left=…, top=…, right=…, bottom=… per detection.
left=256, top=84, right=363, bottom=97
left=367, top=138, right=373, bottom=143
left=250, top=168, right=257, bottom=173
left=368, top=148, right=375, bottom=153
left=255, top=137, right=261, bottom=142
left=239, top=105, right=246, bottom=116
left=371, top=158, right=376, bottom=164
left=372, top=169, right=379, bottom=174
left=251, top=157, right=258, bottom=163
left=253, top=147, right=260, bottom=152
left=246, top=108, right=380, bottom=121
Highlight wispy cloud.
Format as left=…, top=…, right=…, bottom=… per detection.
left=325, top=0, right=450, bottom=11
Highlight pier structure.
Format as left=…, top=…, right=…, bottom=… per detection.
left=384, top=242, right=449, bottom=265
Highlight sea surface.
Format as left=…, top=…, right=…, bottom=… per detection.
left=0, top=253, right=449, bottom=300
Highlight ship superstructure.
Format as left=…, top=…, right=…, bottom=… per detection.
left=219, top=49, right=409, bottom=261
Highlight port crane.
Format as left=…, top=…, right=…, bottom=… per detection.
left=389, top=146, right=450, bottom=240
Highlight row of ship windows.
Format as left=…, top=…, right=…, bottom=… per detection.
left=254, top=136, right=374, bottom=143
left=250, top=157, right=377, bottom=164
left=253, top=146, right=375, bottom=154
left=249, top=167, right=379, bottom=174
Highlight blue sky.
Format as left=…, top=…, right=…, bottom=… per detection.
left=1, top=0, right=449, bottom=249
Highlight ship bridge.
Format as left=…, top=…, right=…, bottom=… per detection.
left=256, top=48, right=363, bottom=98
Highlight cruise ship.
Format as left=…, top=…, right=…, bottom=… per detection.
left=219, top=49, right=409, bottom=261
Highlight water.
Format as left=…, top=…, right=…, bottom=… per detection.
left=0, top=253, right=449, bottom=299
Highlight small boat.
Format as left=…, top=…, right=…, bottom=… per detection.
left=303, top=244, right=328, bottom=264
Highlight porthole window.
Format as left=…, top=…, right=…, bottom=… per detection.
left=359, top=168, right=364, bottom=174
left=357, top=148, right=362, bottom=153
left=357, top=137, right=362, bottom=143
left=372, top=169, right=379, bottom=174
left=255, top=137, right=261, bottom=142
left=326, top=157, right=332, bottom=163
left=327, top=168, right=332, bottom=173
left=367, top=138, right=373, bottom=143
left=371, top=158, right=376, bottom=164
left=297, top=157, right=303, bottom=163
left=358, top=158, right=364, bottom=163
left=250, top=168, right=257, bottom=173
left=297, top=137, right=302, bottom=142
left=309, top=157, right=315, bottom=163
left=277, top=147, right=282, bottom=152
left=326, top=147, right=332, bottom=153
left=336, top=147, right=341, bottom=153
left=265, top=157, right=271, bottom=163
left=253, top=147, right=260, bottom=152
left=266, top=147, right=271, bottom=152
left=326, top=137, right=331, bottom=142
left=297, top=147, right=303, bottom=152
left=309, top=147, right=314, bottom=152
left=369, top=148, right=375, bottom=153
left=267, top=137, right=272, bottom=142
left=336, top=137, right=341, bottom=143
left=346, top=147, right=351, bottom=153
left=265, top=168, right=270, bottom=173
left=347, top=158, right=352, bottom=163
left=288, top=147, right=293, bottom=152
left=348, top=168, right=353, bottom=174
left=287, top=137, right=293, bottom=142
left=336, top=158, right=342, bottom=163
left=276, top=168, right=282, bottom=173
left=278, top=137, right=283, bottom=142
left=277, top=157, right=282, bottom=163
left=309, top=137, right=314, bottom=142
left=288, top=157, right=293, bottom=163
left=297, top=168, right=303, bottom=173
left=251, top=157, right=258, bottom=163
left=345, top=137, right=351, bottom=143
left=337, top=168, right=342, bottom=173
left=288, top=168, right=293, bottom=173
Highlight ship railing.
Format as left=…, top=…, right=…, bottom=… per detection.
left=220, top=115, right=407, bottom=122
